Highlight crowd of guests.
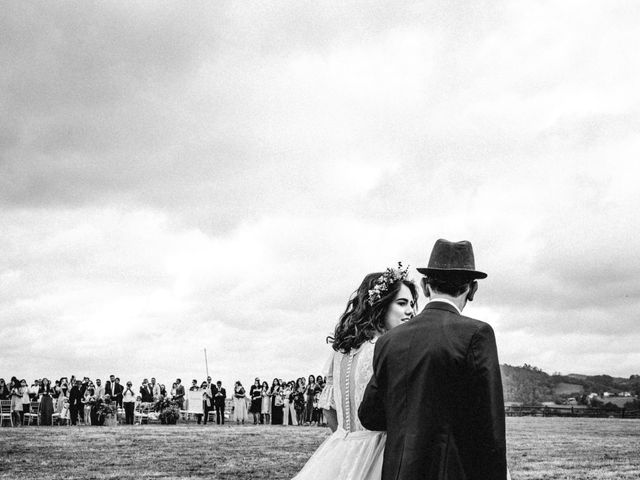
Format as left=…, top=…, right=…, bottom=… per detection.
left=0, top=374, right=327, bottom=427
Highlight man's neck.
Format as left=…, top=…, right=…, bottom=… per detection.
left=428, top=294, right=466, bottom=313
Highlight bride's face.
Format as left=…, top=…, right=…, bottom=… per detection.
left=384, top=284, right=415, bottom=331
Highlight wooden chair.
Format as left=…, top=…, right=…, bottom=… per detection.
left=0, top=400, right=12, bottom=427
left=25, top=401, right=40, bottom=425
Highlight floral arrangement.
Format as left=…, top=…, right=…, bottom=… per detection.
left=95, top=396, right=118, bottom=424
left=154, top=397, right=181, bottom=424
left=367, top=262, right=409, bottom=306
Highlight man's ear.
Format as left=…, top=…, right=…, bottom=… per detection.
left=466, top=281, right=479, bottom=302
left=421, top=278, right=431, bottom=298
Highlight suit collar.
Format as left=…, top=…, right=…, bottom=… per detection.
left=424, top=299, right=461, bottom=315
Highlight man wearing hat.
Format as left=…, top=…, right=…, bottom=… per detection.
left=359, top=239, right=507, bottom=480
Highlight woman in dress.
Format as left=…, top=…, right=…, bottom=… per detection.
left=0, top=378, right=10, bottom=400
left=39, top=378, right=54, bottom=426
left=294, top=378, right=306, bottom=425
left=232, top=381, right=248, bottom=424
left=293, top=264, right=418, bottom=480
left=270, top=378, right=284, bottom=425
left=9, top=377, right=22, bottom=426
left=304, top=375, right=316, bottom=425
left=260, top=381, right=271, bottom=424
left=249, top=378, right=262, bottom=425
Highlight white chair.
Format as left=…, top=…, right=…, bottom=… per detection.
left=0, top=400, right=12, bottom=427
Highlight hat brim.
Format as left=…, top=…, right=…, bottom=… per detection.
left=416, top=267, right=487, bottom=279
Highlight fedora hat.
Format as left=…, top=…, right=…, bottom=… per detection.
left=416, top=239, right=487, bottom=279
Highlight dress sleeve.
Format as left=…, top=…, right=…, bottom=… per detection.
left=317, top=350, right=335, bottom=410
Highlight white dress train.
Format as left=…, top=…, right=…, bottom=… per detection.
left=293, top=339, right=385, bottom=480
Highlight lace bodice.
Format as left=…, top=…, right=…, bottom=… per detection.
left=325, top=339, right=376, bottom=432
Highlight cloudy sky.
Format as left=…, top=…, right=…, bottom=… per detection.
left=2, top=0, right=640, bottom=388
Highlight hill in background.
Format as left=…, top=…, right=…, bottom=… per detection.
left=500, top=364, right=640, bottom=405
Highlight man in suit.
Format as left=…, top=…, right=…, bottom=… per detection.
left=95, top=379, right=105, bottom=400
left=203, top=376, right=213, bottom=424
left=359, top=239, right=507, bottom=480
left=174, top=379, right=185, bottom=409
left=213, top=381, right=226, bottom=425
left=112, top=377, right=124, bottom=408
left=150, top=377, right=161, bottom=401
left=69, top=380, right=84, bottom=426
left=140, top=378, right=154, bottom=403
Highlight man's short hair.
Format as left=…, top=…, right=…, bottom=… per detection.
left=216, top=381, right=221, bottom=385
left=425, top=275, right=474, bottom=297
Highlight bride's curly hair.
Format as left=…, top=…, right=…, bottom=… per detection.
left=328, top=272, right=418, bottom=353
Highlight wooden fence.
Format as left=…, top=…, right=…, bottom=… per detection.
left=505, top=405, right=640, bottom=419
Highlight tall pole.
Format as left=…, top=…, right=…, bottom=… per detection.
left=204, top=348, right=209, bottom=377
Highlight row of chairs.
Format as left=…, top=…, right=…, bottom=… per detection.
left=0, top=399, right=227, bottom=426
left=0, top=399, right=40, bottom=426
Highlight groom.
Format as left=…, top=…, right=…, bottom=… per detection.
left=359, top=239, right=507, bottom=480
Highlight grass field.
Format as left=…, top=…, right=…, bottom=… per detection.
left=1, top=417, right=639, bottom=479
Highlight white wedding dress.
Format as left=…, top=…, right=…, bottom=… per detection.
left=293, top=339, right=385, bottom=480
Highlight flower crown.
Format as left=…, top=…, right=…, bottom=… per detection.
left=367, top=262, right=410, bottom=306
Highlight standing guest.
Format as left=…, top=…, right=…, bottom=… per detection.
left=249, top=378, right=262, bottom=425
left=304, top=375, right=316, bottom=425
left=95, top=379, right=105, bottom=400
left=232, top=381, right=248, bottom=424
left=260, top=381, right=271, bottom=424
left=313, top=376, right=325, bottom=426
left=9, top=377, right=22, bottom=427
left=189, top=380, right=202, bottom=424
left=282, top=381, right=298, bottom=426
left=150, top=378, right=161, bottom=401
left=56, top=379, right=70, bottom=425
left=113, top=378, right=124, bottom=408
left=0, top=378, right=10, bottom=400
left=174, top=379, right=185, bottom=409
left=20, top=380, right=31, bottom=426
left=69, top=380, right=83, bottom=426
left=270, top=379, right=284, bottom=425
left=29, top=380, right=40, bottom=401
left=39, top=378, right=54, bottom=426
left=159, top=384, right=167, bottom=398
left=294, top=378, right=306, bottom=425
left=105, top=375, right=116, bottom=399
left=202, top=381, right=213, bottom=425
left=213, top=381, right=226, bottom=425
left=140, top=379, right=154, bottom=403
left=122, top=381, right=136, bottom=425
left=78, top=378, right=89, bottom=424
left=82, top=386, right=95, bottom=425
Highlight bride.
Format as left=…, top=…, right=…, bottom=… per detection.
left=293, top=263, right=418, bottom=480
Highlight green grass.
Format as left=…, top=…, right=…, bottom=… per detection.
left=0, top=418, right=639, bottom=479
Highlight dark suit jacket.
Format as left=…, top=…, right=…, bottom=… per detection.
left=213, top=387, right=226, bottom=407
left=69, top=386, right=83, bottom=408
left=358, top=301, right=507, bottom=480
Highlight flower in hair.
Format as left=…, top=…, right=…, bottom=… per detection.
left=367, top=262, right=409, bottom=306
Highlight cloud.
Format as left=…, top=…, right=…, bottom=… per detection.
left=1, top=0, right=640, bottom=384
